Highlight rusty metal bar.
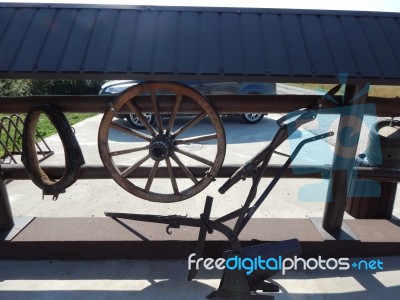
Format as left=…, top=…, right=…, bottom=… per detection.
left=1, top=164, right=399, bottom=182
left=322, top=84, right=369, bottom=232
left=0, top=168, right=14, bottom=231
left=0, top=95, right=399, bottom=116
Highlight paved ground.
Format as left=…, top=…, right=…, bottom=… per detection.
left=1, top=83, right=399, bottom=299
left=0, top=257, right=399, bottom=299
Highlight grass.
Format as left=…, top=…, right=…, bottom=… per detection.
left=0, top=113, right=96, bottom=159
left=34, top=113, right=96, bottom=137
left=287, top=83, right=400, bottom=98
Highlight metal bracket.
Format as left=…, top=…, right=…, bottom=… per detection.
left=0, top=216, right=34, bottom=241
left=109, top=102, right=118, bottom=117
left=310, top=217, right=359, bottom=241
left=166, top=220, right=180, bottom=234
left=205, top=171, right=216, bottom=182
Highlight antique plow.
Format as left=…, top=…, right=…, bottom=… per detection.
left=106, top=103, right=333, bottom=298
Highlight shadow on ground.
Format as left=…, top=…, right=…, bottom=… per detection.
left=0, top=257, right=399, bottom=299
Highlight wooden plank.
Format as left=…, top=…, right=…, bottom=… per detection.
left=2, top=164, right=399, bottom=181
left=0, top=94, right=399, bottom=116
left=1, top=217, right=399, bottom=259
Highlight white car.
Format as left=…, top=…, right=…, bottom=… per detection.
left=100, top=80, right=276, bottom=129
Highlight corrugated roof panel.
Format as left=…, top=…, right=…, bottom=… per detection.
left=0, top=8, right=35, bottom=71
left=106, top=10, right=138, bottom=72
left=130, top=11, right=158, bottom=73
left=36, top=9, right=78, bottom=72
left=12, top=9, right=56, bottom=72
left=241, top=13, right=267, bottom=75
left=360, top=17, right=400, bottom=78
left=340, top=16, right=381, bottom=78
left=198, top=12, right=220, bottom=74
left=379, top=17, right=400, bottom=72
left=0, top=8, right=15, bottom=43
left=281, top=14, right=312, bottom=76
left=59, top=9, right=97, bottom=72
left=84, top=9, right=118, bottom=72
left=0, top=4, right=400, bottom=84
left=176, top=12, right=198, bottom=74
left=319, top=16, right=358, bottom=76
left=152, top=11, right=178, bottom=73
left=300, top=15, right=336, bottom=76
left=261, top=14, right=290, bottom=75
left=220, top=13, right=243, bottom=74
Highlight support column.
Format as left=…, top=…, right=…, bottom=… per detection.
left=322, top=84, right=369, bottom=232
left=0, top=168, right=14, bottom=231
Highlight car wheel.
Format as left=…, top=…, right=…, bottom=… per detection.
left=126, top=113, right=155, bottom=129
left=241, top=113, right=265, bottom=124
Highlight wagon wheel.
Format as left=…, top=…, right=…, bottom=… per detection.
left=98, top=81, right=226, bottom=203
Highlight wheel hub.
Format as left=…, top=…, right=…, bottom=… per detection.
left=149, top=133, right=175, bottom=161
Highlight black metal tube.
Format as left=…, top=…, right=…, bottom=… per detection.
left=0, top=172, right=14, bottom=230
left=187, top=196, right=214, bottom=281
left=322, top=84, right=369, bottom=232
left=238, top=132, right=334, bottom=234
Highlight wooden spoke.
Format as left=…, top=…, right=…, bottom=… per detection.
left=110, top=145, right=150, bottom=157
left=126, top=101, right=157, bottom=136
left=151, top=91, right=163, bottom=133
left=110, top=122, right=152, bottom=142
left=166, top=94, right=183, bottom=134
left=175, top=133, right=217, bottom=145
left=171, top=153, right=199, bottom=184
left=172, top=112, right=206, bottom=137
left=165, top=157, right=179, bottom=195
left=145, top=160, right=160, bottom=192
left=175, top=147, right=214, bottom=166
left=121, top=154, right=151, bottom=177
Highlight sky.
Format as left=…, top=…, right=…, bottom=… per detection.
left=2, top=0, right=400, bottom=12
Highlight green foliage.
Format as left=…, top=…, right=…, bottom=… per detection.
left=29, top=80, right=105, bottom=95
left=0, top=79, right=105, bottom=96
left=0, top=79, right=31, bottom=96
left=0, top=79, right=102, bottom=158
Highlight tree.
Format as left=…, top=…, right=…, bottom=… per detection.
left=0, top=79, right=31, bottom=96
left=29, top=80, right=105, bottom=95
left=0, top=79, right=105, bottom=96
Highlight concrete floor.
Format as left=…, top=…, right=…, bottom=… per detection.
left=1, top=84, right=399, bottom=299
left=1, top=257, right=399, bottom=299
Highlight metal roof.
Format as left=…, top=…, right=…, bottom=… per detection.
left=0, top=3, right=400, bottom=84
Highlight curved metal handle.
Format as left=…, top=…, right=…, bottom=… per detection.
left=219, top=110, right=317, bottom=194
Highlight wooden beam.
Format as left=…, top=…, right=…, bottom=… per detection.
left=0, top=94, right=399, bottom=116
left=2, top=164, right=399, bottom=181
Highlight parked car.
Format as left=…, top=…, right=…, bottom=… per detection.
left=99, top=80, right=276, bottom=129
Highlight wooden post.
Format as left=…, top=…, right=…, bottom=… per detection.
left=0, top=167, right=14, bottom=231
left=322, top=84, right=369, bottom=232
